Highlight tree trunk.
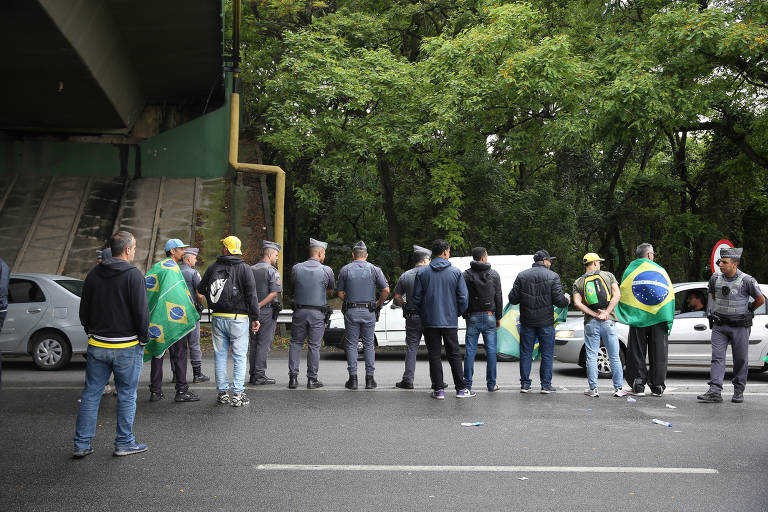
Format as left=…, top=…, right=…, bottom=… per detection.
left=376, top=156, right=402, bottom=268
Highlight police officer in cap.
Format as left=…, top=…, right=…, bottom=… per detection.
left=392, top=245, right=431, bottom=389
left=248, top=240, right=283, bottom=385
left=337, top=241, right=390, bottom=390
left=179, top=247, right=209, bottom=383
left=289, top=238, right=335, bottom=389
left=697, top=248, right=764, bottom=403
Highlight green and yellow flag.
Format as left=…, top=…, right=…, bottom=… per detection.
left=143, top=258, right=200, bottom=362
left=496, top=304, right=569, bottom=360
left=615, top=258, right=674, bottom=332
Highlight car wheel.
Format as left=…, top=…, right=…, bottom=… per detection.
left=596, top=342, right=626, bottom=379
left=342, top=335, right=365, bottom=361
left=31, top=331, right=72, bottom=370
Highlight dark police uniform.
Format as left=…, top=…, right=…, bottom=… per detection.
left=392, top=245, right=432, bottom=388
left=705, top=259, right=762, bottom=398
left=289, top=238, right=334, bottom=387
left=337, top=242, right=389, bottom=381
left=179, top=248, right=205, bottom=376
left=249, top=240, right=283, bottom=384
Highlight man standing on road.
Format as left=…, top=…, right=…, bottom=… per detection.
left=697, top=248, right=764, bottom=404
left=337, top=241, right=390, bottom=390
left=0, top=256, right=9, bottom=388
left=392, top=245, right=431, bottom=389
left=148, top=239, right=200, bottom=403
left=618, top=243, right=674, bottom=397
left=463, top=247, right=503, bottom=392
left=572, top=252, right=626, bottom=398
left=73, top=231, right=149, bottom=458
left=179, top=247, right=210, bottom=383
left=198, top=236, right=261, bottom=407
left=412, top=239, right=473, bottom=399
left=288, top=238, right=335, bottom=390
left=508, top=250, right=570, bottom=394
left=249, top=240, right=283, bottom=386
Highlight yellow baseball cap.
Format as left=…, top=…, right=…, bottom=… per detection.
left=221, top=235, right=242, bottom=255
left=583, top=252, right=605, bottom=264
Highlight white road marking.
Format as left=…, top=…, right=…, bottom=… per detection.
left=255, top=463, right=718, bottom=474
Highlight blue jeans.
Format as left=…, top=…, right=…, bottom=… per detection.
left=519, top=324, right=555, bottom=388
left=463, top=312, right=497, bottom=390
left=584, top=318, right=623, bottom=390
left=212, top=316, right=249, bottom=394
left=74, top=343, right=143, bottom=450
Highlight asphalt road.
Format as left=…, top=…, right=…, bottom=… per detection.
left=2, top=349, right=768, bottom=511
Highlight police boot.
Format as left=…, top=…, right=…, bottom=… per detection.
left=288, top=376, right=298, bottom=389
left=345, top=375, right=358, bottom=390
left=307, top=378, right=324, bottom=389
left=192, top=365, right=210, bottom=383
left=365, top=375, right=377, bottom=390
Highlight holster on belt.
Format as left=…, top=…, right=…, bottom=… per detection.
left=322, top=305, right=332, bottom=326
left=271, top=301, right=282, bottom=321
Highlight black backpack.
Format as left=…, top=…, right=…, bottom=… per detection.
left=466, top=269, right=495, bottom=312
left=207, top=264, right=238, bottom=312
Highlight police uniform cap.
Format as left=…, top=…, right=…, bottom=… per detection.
left=353, top=241, right=367, bottom=251
left=263, top=240, right=281, bottom=252
left=721, top=247, right=743, bottom=261
left=413, top=245, right=432, bottom=257
left=309, top=238, right=327, bottom=249
left=184, top=247, right=200, bottom=256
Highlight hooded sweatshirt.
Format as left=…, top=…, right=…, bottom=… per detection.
left=79, top=257, right=149, bottom=347
left=412, top=257, right=469, bottom=328
left=463, top=260, right=503, bottom=319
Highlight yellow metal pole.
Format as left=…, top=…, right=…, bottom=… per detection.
left=227, top=0, right=286, bottom=277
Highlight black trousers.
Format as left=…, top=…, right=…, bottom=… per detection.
left=625, top=322, right=668, bottom=390
left=149, top=338, right=188, bottom=394
left=423, top=327, right=466, bottom=391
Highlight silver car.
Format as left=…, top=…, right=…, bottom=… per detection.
left=0, top=273, right=88, bottom=370
left=554, top=282, right=768, bottom=377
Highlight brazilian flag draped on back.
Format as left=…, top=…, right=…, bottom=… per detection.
left=615, top=258, right=674, bottom=333
left=143, top=258, right=200, bottom=362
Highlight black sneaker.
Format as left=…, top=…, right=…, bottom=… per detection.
left=307, top=378, right=324, bottom=389
left=732, top=391, right=744, bottom=403
left=174, top=390, right=200, bottom=402
left=696, top=391, right=723, bottom=403
left=345, top=376, right=358, bottom=390
left=540, top=386, right=557, bottom=394
left=650, top=386, right=664, bottom=397
left=149, top=392, right=164, bottom=402
left=395, top=380, right=414, bottom=390
left=520, top=386, right=531, bottom=393
left=252, top=376, right=276, bottom=385
left=73, top=446, right=94, bottom=459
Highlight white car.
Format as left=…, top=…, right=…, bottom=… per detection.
left=554, top=281, right=768, bottom=377
left=323, top=255, right=534, bottom=355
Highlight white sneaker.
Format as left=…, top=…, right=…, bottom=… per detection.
left=216, top=392, right=230, bottom=404
left=613, top=387, right=628, bottom=397
left=584, top=388, right=599, bottom=398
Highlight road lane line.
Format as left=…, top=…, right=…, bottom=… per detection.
left=255, top=464, right=718, bottom=474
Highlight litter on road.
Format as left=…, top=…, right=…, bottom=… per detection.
left=652, top=419, right=673, bottom=427
left=461, top=421, right=485, bottom=427
left=627, top=396, right=636, bottom=402
left=666, top=404, right=677, bottom=409
left=517, top=477, right=529, bottom=481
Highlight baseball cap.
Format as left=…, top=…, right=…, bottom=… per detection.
left=533, top=250, right=555, bottom=262
left=221, top=235, right=243, bottom=255
left=164, top=239, right=189, bottom=252
left=583, top=252, right=605, bottom=264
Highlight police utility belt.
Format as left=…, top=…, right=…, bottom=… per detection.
left=295, top=304, right=333, bottom=326
left=342, top=301, right=377, bottom=312
left=709, top=312, right=753, bottom=328
left=265, top=301, right=283, bottom=320
left=403, top=308, right=419, bottom=320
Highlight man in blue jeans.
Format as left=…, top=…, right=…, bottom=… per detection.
left=572, top=252, right=627, bottom=397
left=73, top=231, right=149, bottom=458
left=463, top=247, right=503, bottom=391
left=508, top=250, right=570, bottom=393
left=198, top=236, right=261, bottom=407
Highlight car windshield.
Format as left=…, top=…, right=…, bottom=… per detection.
left=54, top=279, right=84, bottom=298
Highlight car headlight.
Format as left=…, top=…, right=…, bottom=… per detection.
left=556, top=330, right=575, bottom=338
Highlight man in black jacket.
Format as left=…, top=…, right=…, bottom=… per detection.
left=198, top=236, right=260, bottom=407
left=508, top=250, right=570, bottom=393
left=73, top=231, right=149, bottom=458
left=463, top=247, right=503, bottom=391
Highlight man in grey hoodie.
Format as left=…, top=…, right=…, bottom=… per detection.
left=412, top=239, right=472, bottom=399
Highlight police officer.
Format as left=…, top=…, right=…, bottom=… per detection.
left=179, top=247, right=210, bottom=383
left=337, top=241, right=390, bottom=390
left=249, top=240, right=283, bottom=385
left=392, top=245, right=431, bottom=389
left=697, top=248, right=764, bottom=403
left=289, top=238, right=335, bottom=389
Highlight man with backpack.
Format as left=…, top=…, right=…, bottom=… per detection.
left=571, top=252, right=626, bottom=398
left=198, top=236, right=260, bottom=407
left=462, top=247, right=503, bottom=392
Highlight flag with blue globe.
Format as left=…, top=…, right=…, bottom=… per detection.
left=616, top=258, right=675, bottom=333
left=143, top=258, right=200, bottom=362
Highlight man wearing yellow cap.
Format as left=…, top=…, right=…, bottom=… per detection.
left=198, top=236, right=261, bottom=407
left=572, top=253, right=626, bottom=398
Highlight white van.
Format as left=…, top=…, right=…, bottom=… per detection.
left=323, top=254, right=534, bottom=353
